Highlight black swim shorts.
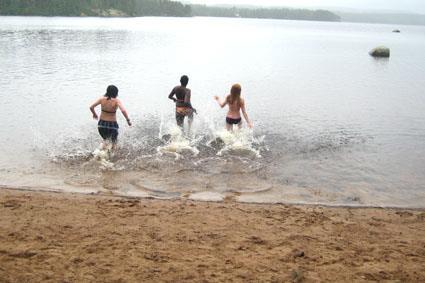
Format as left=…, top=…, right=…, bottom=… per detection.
left=226, top=117, right=242, bottom=125
left=98, top=119, right=119, bottom=142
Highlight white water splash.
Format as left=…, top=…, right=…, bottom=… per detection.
left=157, top=126, right=199, bottom=160
left=92, top=145, right=115, bottom=170
left=213, top=128, right=263, bottom=158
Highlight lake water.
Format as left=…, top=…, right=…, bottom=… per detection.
left=0, top=16, right=424, bottom=207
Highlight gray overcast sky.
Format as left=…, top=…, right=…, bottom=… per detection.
left=187, top=0, right=425, bottom=14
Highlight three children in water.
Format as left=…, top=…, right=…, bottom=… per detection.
left=90, top=75, right=252, bottom=148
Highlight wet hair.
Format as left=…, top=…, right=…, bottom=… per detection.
left=104, top=85, right=118, bottom=100
left=227, top=83, right=241, bottom=105
left=180, top=75, right=189, bottom=87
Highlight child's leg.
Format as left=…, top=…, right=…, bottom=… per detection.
left=110, top=130, right=118, bottom=151
left=176, top=112, right=184, bottom=128
left=101, top=140, right=109, bottom=150
left=187, top=111, right=194, bottom=133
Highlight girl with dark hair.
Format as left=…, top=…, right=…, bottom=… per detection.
left=214, top=83, right=253, bottom=131
left=90, top=85, right=131, bottom=149
left=168, top=75, right=196, bottom=130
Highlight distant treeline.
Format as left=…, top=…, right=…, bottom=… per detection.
left=191, top=5, right=341, bottom=22
left=337, top=12, right=425, bottom=26
left=0, top=0, right=340, bottom=22
left=0, top=0, right=191, bottom=17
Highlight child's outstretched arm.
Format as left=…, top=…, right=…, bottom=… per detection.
left=240, top=99, right=253, bottom=128
left=214, top=95, right=227, bottom=108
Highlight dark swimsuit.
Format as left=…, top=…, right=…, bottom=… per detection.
left=226, top=117, right=242, bottom=125
left=98, top=108, right=118, bottom=142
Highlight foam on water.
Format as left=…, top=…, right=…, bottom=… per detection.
left=212, top=128, right=264, bottom=158
left=157, top=126, right=200, bottom=159
left=188, top=191, right=225, bottom=202
left=154, top=114, right=265, bottom=161
left=92, top=145, right=115, bottom=170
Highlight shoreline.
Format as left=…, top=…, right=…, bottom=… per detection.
left=1, top=188, right=424, bottom=281
left=1, top=185, right=424, bottom=210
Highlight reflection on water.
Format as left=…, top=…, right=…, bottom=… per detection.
left=0, top=17, right=425, bottom=207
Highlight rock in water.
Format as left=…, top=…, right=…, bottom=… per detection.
left=369, top=46, right=390, bottom=58
left=392, top=29, right=400, bottom=33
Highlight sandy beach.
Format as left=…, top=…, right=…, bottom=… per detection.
left=0, top=188, right=424, bottom=282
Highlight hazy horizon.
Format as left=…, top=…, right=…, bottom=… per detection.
left=186, top=0, right=425, bottom=14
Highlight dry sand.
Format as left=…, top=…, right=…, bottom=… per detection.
left=0, top=188, right=424, bottom=282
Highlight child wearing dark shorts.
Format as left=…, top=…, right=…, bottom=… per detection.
left=90, top=85, right=131, bottom=149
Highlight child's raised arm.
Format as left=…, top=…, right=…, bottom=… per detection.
left=214, top=95, right=227, bottom=108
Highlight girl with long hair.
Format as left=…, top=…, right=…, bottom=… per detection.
left=214, top=83, right=253, bottom=131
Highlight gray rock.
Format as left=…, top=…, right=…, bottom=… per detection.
left=369, top=46, right=390, bottom=58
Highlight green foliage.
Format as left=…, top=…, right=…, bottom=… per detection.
left=190, top=4, right=236, bottom=18
left=0, top=0, right=191, bottom=17
left=191, top=5, right=341, bottom=22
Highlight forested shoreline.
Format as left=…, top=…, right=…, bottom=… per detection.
left=191, top=5, right=340, bottom=22
left=0, top=0, right=340, bottom=22
left=0, top=0, right=191, bottom=17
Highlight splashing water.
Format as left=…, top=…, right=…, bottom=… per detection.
left=92, top=145, right=115, bottom=170
left=157, top=125, right=200, bottom=160
left=212, top=128, right=264, bottom=158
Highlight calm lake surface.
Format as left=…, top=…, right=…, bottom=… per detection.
left=0, top=16, right=424, bottom=207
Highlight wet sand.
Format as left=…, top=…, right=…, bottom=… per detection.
left=1, top=188, right=424, bottom=282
